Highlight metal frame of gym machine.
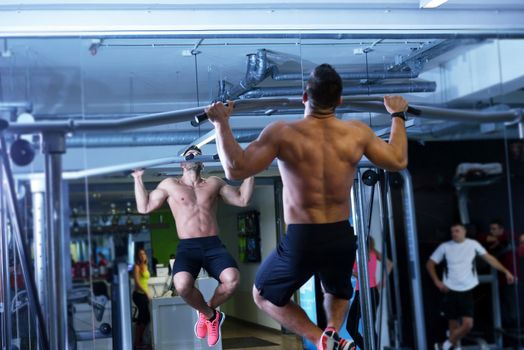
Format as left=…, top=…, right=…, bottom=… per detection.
left=1, top=97, right=522, bottom=350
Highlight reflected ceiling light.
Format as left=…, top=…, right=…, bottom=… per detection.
left=420, top=0, right=448, bottom=8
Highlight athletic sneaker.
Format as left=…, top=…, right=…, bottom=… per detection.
left=194, top=311, right=207, bottom=339
left=206, top=310, right=225, bottom=347
left=338, top=338, right=356, bottom=350
left=318, top=327, right=339, bottom=350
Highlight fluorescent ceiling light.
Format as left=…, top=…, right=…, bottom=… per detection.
left=420, top=0, right=448, bottom=8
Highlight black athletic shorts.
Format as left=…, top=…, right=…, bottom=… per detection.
left=442, top=289, right=475, bottom=319
left=255, top=221, right=356, bottom=307
left=172, top=236, right=238, bottom=281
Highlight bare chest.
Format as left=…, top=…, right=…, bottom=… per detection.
left=168, top=182, right=219, bottom=207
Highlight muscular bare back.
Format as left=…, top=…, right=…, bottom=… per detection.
left=275, top=117, right=368, bottom=223
left=209, top=95, right=407, bottom=225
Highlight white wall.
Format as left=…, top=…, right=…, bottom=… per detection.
left=216, top=184, right=280, bottom=330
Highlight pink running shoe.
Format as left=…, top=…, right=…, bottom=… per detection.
left=206, top=310, right=225, bottom=347
left=338, top=338, right=356, bottom=350
left=318, top=327, right=340, bottom=350
left=194, top=311, right=207, bottom=339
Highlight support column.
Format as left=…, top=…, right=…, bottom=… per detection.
left=30, top=179, right=47, bottom=327
left=352, top=172, right=376, bottom=350
left=385, top=173, right=403, bottom=347
left=399, top=170, right=427, bottom=350
left=0, top=167, right=13, bottom=350
left=41, top=132, right=68, bottom=350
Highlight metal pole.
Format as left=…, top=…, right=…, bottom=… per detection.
left=0, top=135, right=49, bottom=350
left=375, top=173, right=389, bottom=348
left=113, top=262, right=133, bottom=350
left=42, top=132, right=68, bottom=350
left=30, top=179, right=47, bottom=336
left=385, top=173, right=403, bottom=347
left=456, top=187, right=470, bottom=225
left=352, top=173, right=376, bottom=350
left=0, top=167, right=13, bottom=350
left=490, top=270, right=503, bottom=348
left=399, top=170, right=427, bottom=350
left=5, top=97, right=523, bottom=134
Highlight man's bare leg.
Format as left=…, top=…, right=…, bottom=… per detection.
left=253, top=286, right=322, bottom=345
left=449, top=317, right=473, bottom=346
left=323, top=293, right=349, bottom=330
left=173, top=272, right=214, bottom=318
left=208, top=268, right=240, bottom=309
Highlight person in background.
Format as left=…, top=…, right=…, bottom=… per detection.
left=97, top=252, right=108, bottom=267
left=133, top=248, right=151, bottom=349
left=480, top=219, right=519, bottom=328
left=346, top=237, right=393, bottom=350
left=427, top=223, right=514, bottom=350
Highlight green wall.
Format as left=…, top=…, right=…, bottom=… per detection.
left=150, top=210, right=179, bottom=266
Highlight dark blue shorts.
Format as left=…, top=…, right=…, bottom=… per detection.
left=255, top=221, right=356, bottom=307
left=173, top=236, right=238, bottom=281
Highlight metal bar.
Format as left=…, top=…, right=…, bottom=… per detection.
left=385, top=172, right=403, bottom=347
left=6, top=98, right=300, bottom=134
left=5, top=97, right=524, bottom=134
left=1, top=30, right=524, bottom=40
left=42, top=133, right=67, bottom=350
left=113, top=262, right=133, bottom=350
left=375, top=172, right=388, bottom=348
left=352, top=173, right=376, bottom=350
left=456, top=187, right=470, bottom=225
left=399, top=169, right=426, bottom=350
left=0, top=102, right=33, bottom=111
left=177, top=129, right=217, bottom=156
left=0, top=135, right=50, bottom=350
left=489, top=269, right=503, bottom=349
left=30, top=178, right=47, bottom=341
left=0, top=166, right=13, bottom=350
left=348, top=101, right=522, bottom=123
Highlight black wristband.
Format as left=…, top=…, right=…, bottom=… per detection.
left=390, top=111, right=407, bottom=121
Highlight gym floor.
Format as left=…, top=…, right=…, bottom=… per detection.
left=222, top=317, right=303, bottom=350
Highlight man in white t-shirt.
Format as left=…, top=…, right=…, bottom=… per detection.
left=426, top=223, right=514, bottom=350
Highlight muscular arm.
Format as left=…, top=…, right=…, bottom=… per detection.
left=426, top=259, right=439, bottom=283
left=363, top=96, right=408, bottom=171
left=219, top=176, right=255, bottom=207
left=481, top=253, right=514, bottom=284
left=207, top=102, right=280, bottom=180
left=133, top=171, right=168, bottom=214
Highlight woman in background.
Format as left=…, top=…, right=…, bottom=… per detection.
left=346, top=237, right=393, bottom=349
left=133, top=248, right=151, bottom=349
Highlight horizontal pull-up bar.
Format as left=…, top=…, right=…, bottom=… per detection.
left=16, top=156, right=374, bottom=181
left=4, top=97, right=522, bottom=135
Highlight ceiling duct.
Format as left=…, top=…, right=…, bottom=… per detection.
left=220, top=49, right=274, bottom=100
left=271, top=69, right=419, bottom=81
left=240, top=81, right=437, bottom=99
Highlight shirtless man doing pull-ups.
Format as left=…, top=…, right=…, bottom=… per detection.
left=206, top=64, right=408, bottom=350
left=133, top=146, right=254, bottom=347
